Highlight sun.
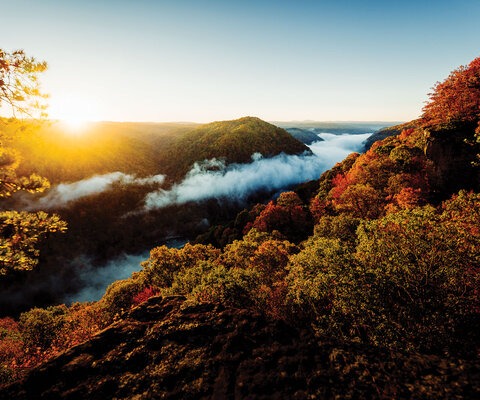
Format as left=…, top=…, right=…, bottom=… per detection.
left=49, top=93, right=100, bottom=134
left=60, top=117, right=89, bottom=133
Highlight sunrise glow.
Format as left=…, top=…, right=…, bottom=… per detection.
left=49, top=94, right=99, bottom=133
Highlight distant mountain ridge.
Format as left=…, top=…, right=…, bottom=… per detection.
left=274, top=121, right=400, bottom=134
left=285, top=127, right=324, bottom=145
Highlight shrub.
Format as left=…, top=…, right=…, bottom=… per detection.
left=101, top=279, right=144, bottom=319
left=19, top=305, right=68, bottom=350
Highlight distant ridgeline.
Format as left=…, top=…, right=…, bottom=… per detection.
left=281, top=121, right=401, bottom=148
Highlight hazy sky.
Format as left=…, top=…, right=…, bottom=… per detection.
left=2, top=0, right=479, bottom=123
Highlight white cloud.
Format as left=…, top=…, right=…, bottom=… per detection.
left=144, top=132, right=371, bottom=209
left=33, top=172, right=165, bottom=209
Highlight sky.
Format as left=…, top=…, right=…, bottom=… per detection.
left=1, top=0, right=479, bottom=123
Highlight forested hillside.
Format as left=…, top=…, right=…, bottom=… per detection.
left=1, top=120, right=195, bottom=184
left=1, top=53, right=479, bottom=398
left=157, top=117, right=310, bottom=181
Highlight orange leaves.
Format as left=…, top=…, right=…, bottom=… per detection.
left=330, top=173, right=351, bottom=200
left=422, top=56, right=480, bottom=128
left=399, top=128, right=415, bottom=140
left=320, top=125, right=431, bottom=220
left=250, top=239, right=297, bottom=282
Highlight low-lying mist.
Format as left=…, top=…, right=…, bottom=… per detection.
left=64, top=253, right=150, bottom=303
left=27, top=172, right=165, bottom=210
left=144, top=133, right=371, bottom=210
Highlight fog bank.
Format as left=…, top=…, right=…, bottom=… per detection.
left=145, top=132, right=371, bottom=210
left=33, top=172, right=165, bottom=209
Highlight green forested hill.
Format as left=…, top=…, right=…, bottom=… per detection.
left=157, top=116, right=310, bottom=181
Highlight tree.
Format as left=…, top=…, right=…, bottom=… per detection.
left=0, top=49, right=48, bottom=118
left=0, top=49, right=66, bottom=276
left=422, top=56, right=480, bottom=129
left=355, top=206, right=479, bottom=352
left=252, top=192, right=313, bottom=241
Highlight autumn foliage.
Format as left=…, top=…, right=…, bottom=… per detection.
left=422, top=56, right=480, bottom=129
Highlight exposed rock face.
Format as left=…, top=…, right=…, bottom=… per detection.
left=2, top=296, right=478, bottom=399
left=424, top=127, right=480, bottom=196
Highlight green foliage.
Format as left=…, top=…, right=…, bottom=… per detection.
left=141, top=243, right=220, bottom=288
left=313, top=214, right=361, bottom=245
left=354, top=206, right=479, bottom=351
left=286, top=203, right=479, bottom=353
left=0, top=49, right=67, bottom=277
left=171, top=262, right=261, bottom=307
left=159, top=117, right=309, bottom=180
left=102, top=278, right=145, bottom=319
left=220, top=229, right=284, bottom=269
left=0, top=211, right=66, bottom=275
left=19, top=305, right=68, bottom=350
left=286, top=237, right=357, bottom=333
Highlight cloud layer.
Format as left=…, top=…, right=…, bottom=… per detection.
left=33, top=172, right=165, bottom=209
left=144, top=132, right=371, bottom=209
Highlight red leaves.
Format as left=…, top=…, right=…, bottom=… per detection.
left=251, top=192, right=312, bottom=241
left=330, top=173, right=350, bottom=200
left=132, top=286, right=160, bottom=306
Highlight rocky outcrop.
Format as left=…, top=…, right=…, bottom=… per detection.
left=424, top=126, right=480, bottom=196
left=2, top=296, right=478, bottom=399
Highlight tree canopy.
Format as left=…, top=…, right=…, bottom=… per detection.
left=422, top=56, right=480, bottom=130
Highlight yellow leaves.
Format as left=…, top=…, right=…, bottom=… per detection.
left=0, top=210, right=67, bottom=275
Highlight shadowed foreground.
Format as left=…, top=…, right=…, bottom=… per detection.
left=1, top=296, right=478, bottom=399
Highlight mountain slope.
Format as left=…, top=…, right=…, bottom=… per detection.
left=6, top=117, right=310, bottom=185
left=2, top=58, right=479, bottom=398
left=361, top=121, right=418, bottom=151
